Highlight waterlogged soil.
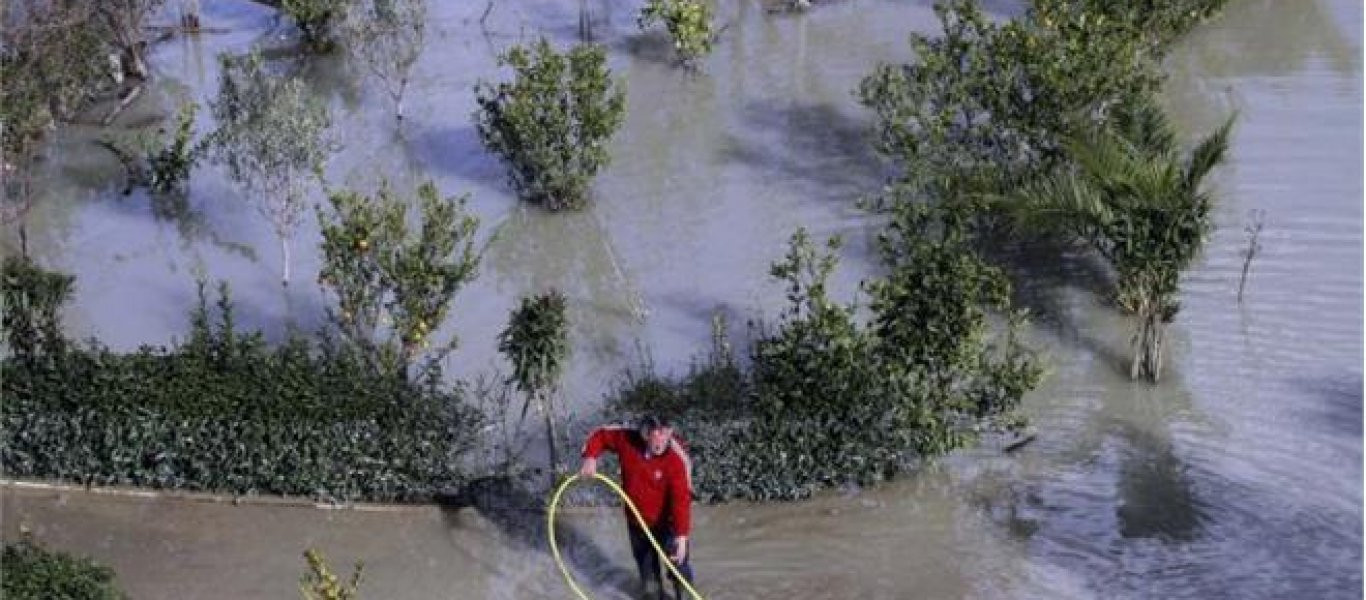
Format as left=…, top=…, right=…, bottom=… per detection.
left=2, top=0, right=1361, bottom=598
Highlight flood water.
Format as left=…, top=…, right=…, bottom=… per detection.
left=1, top=0, right=1361, bottom=598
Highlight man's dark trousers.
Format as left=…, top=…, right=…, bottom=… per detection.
left=628, top=523, right=694, bottom=597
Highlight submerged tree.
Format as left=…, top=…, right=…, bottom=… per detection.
left=317, top=180, right=480, bottom=380
left=210, top=51, right=332, bottom=286
left=857, top=0, right=1216, bottom=208
left=497, top=290, right=570, bottom=471
left=99, top=101, right=207, bottom=195
left=1, top=1, right=114, bottom=236
left=473, top=39, right=626, bottom=211
left=344, top=0, right=426, bottom=121
left=281, top=0, right=352, bottom=52
left=95, top=0, right=169, bottom=80
left=638, top=0, right=716, bottom=68
left=1012, top=98, right=1235, bottom=382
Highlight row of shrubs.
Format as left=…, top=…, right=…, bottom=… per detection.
left=1, top=257, right=481, bottom=503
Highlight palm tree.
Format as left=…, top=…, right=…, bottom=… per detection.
left=1012, top=99, right=1235, bottom=382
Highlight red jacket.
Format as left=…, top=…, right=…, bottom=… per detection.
left=582, top=425, right=693, bottom=537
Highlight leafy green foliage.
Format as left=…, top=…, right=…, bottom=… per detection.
left=2, top=536, right=127, bottom=600
left=282, top=0, right=352, bottom=52
left=100, top=102, right=207, bottom=195
left=1, top=276, right=482, bottom=502
left=638, top=0, right=716, bottom=68
left=317, top=181, right=480, bottom=379
left=300, top=548, right=363, bottom=600
left=858, top=0, right=1226, bottom=204
left=210, top=50, right=332, bottom=284
left=146, top=102, right=206, bottom=194
left=1010, top=97, right=1234, bottom=381
left=2, top=256, right=74, bottom=366
left=473, top=39, right=627, bottom=211
left=498, top=290, right=570, bottom=468
left=498, top=291, right=570, bottom=397
left=611, top=224, right=1041, bottom=502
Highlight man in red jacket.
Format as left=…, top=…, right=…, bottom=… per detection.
left=579, top=415, right=694, bottom=598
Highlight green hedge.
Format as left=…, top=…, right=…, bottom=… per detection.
left=1, top=538, right=126, bottom=600
left=1, top=267, right=481, bottom=503
left=609, top=353, right=931, bottom=503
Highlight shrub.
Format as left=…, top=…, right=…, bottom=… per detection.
left=318, top=180, right=480, bottom=379
left=610, top=223, right=1041, bottom=502
left=473, top=39, right=626, bottom=211
left=281, top=0, right=351, bottom=52
left=2, top=536, right=126, bottom=600
left=638, top=0, right=716, bottom=68
left=857, top=0, right=1226, bottom=204
left=300, top=548, right=363, bottom=600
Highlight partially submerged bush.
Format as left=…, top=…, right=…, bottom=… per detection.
left=318, top=180, right=480, bottom=380
left=611, top=220, right=1042, bottom=502
left=473, top=39, right=626, bottom=211
left=282, top=0, right=351, bottom=52
left=99, top=101, right=207, bottom=195
left=858, top=0, right=1227, bottom=203
left=638, top=0, right=716, bottom=68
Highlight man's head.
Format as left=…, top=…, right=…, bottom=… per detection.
left=639, top=414, right=673, bottom=456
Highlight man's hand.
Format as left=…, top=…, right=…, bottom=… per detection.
left=671, top=536, right=688, bottom=564
left=579, top=457, right=597, bottom=477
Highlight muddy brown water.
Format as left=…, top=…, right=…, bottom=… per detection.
left=2, top=0, right=1361, bottom=598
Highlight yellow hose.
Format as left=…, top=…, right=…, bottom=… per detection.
left=548, top=473, right=705, bottom=600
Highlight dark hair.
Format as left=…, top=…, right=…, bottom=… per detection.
left=638, top=414, right=671, bottom=432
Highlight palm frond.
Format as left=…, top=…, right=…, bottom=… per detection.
left=1010, top=169, right=1113, bottom=236
left=1113, top=95, right=1177, bottom=156
left=1184, top=111, right=1236, bottom=192
left=1066, top=125, right=1139, bottom=188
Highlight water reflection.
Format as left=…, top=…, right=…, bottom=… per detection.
left=1115, top=424, right=1206, bottom=542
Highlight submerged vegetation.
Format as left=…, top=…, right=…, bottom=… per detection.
left=473, top=39, right=627, bottom=211
left=1, top=256, right=482, bottom=502
left=0, top=0, right=1235, bottom=525
left=638, top=0, right=717, bottom=68
left=209, top=50, right=333, bottom=286
left=610, top=209, right=1042, bottom=501
left=498, top=290, right=571, bottom=471
left=1009, top=98, right=1235, bottom=381
left=317, top=180, right=481, bottom=381
left=861, top=0, right=1233, bottom=380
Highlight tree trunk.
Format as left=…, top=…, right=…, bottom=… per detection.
left=1148, top=316, right=1165, bottom=383
left=542, top=391, right=560, bottom=471
left=1129, top=317, right=1144, bottom=381
left=280, top=234, right=292, bottom=286
left=578, top=0, right=592, bottom=42
left=1130, top=311, right=1164, bottom=383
